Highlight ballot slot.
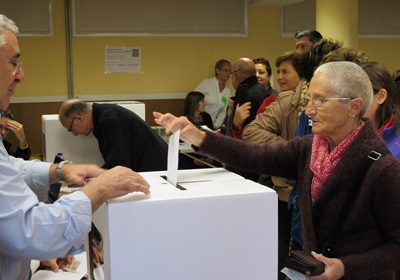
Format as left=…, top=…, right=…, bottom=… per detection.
left=160, top=175, right=187, bottom=190
left=159, top=175, right=215, bottom=190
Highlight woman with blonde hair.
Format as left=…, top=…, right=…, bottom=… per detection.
left=195, top=59, right=232, bottom=130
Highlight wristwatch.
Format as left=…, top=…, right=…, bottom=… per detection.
left=56, top=160, right=72, bottom=183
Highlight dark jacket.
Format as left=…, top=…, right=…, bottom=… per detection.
left=3, top=140, right=31, bottom=160
left=92, top=103, right=168, bottom=172
left=224, top=76, right=277, bottom=181
left=196, top=119, right=400, bottom=279
left=226, top=75, right=275, bottom=137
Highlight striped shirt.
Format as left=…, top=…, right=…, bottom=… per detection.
left=0, top=140, right=92, bottom=279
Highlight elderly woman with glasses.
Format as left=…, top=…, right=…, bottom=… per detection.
left=154, top=61, right=400, bottom=279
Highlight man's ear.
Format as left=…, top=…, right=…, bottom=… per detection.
left=74, top=114, right=83, bottom=123
left=376, top=89, right=388, bottom=105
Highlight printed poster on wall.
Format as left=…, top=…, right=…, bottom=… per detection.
left=105, top=46, right=141, bottom=73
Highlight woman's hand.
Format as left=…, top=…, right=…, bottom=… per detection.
left=309, top=251, right=345, bottom=280
left=153, top=112, right=206, bottom=147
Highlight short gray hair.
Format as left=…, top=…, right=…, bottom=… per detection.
left=0, top=15, right=18, bottom=48
left=314, top=61, right=373, bottom=117
left=62, top=99, right=89, bottom=119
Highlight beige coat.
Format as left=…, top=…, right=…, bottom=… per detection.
left=242, top=81, right=303, bottom=202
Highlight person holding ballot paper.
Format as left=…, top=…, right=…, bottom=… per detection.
left=154, top=61, right=400, bottom=280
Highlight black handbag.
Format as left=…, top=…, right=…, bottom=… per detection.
left=285, top=147, right=391, bottom=275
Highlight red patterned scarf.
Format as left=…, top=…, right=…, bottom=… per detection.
left=310, top=121, right=365, bottom=202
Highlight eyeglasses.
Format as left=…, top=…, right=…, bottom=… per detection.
left=0, top=53, right=23, bottom=74
left=295, top=43, right=312, bottom=51
left=308, top=97, right=352, bottom=108
left=68, top=116, right=76, bottom=132
left=219, top=68, right=231, bottom=74
left=231, top=69, right=242, bottom=75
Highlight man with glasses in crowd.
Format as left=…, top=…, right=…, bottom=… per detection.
left=59, top=98, right=169, bottom=172
left=294, top=29, right=323, bottom=53
left=224, top=58, right=274, bottom=181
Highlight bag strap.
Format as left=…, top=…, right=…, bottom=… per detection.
left=322, top=146, right=391, bottom=257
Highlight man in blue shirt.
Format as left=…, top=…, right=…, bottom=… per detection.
left=0, top=14, right=150, bottom=279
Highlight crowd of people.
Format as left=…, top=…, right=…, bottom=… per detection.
left=2, top=10, right=400, bottom=280
left=155, top=60, right=400, bottom=280
left=158, top=30, right=400, bottom=280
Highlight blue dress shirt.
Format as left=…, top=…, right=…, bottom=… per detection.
left=0, top=139, right=92, bottom=279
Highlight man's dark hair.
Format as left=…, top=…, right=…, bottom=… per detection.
left=392, top=69, right=400, bottom=83
left=299, top=38, right=342, bottom=82
left=0, top=109, right=15, bottom=120
left=294, top=30, right=323, bottom=43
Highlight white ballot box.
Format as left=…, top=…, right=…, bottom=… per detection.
left=90, top=168, right=278, bottom=280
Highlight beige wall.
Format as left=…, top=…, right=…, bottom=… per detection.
left=15, top=1, right=400, bottom=97
left=15, top=2, right=400, bottom=99
left=16, top=3, right=294, bottom=98
left=7, top=1, right=400, bottom=154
